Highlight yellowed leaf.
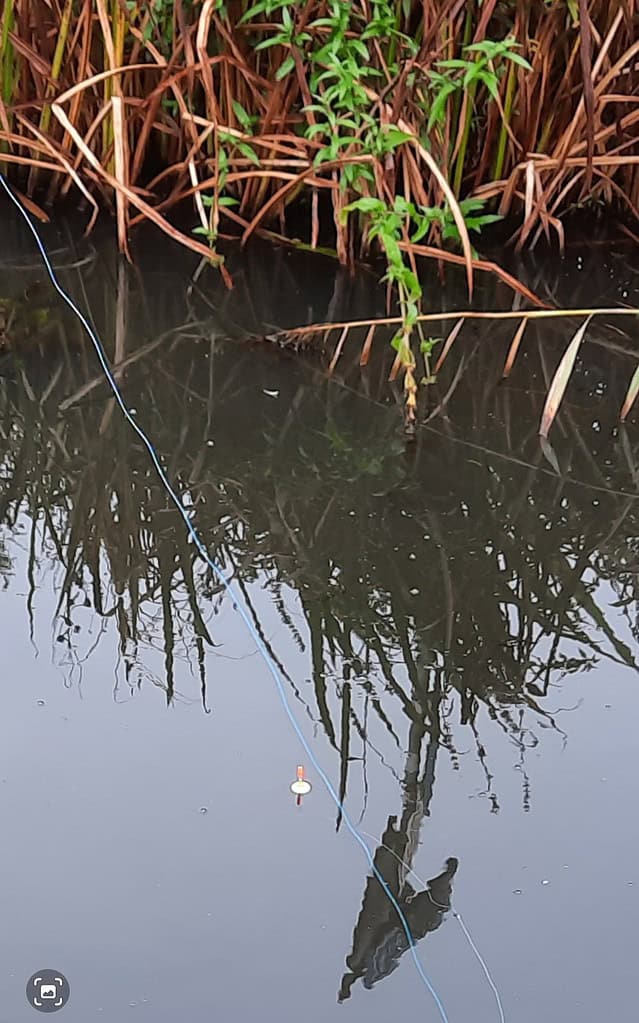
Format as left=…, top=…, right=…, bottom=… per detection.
left=539, top=316, right=592, bottom=438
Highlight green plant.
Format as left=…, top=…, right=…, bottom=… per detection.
left=342, top=194, right=499, bottom=353
left=412, top=197, right=502, bottom=252
left=0, top=0, right=17, bottom=150
left=426, top=36, right=532, bottom=194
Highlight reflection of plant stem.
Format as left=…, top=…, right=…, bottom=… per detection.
left=336, top=681, right=351, bottom=832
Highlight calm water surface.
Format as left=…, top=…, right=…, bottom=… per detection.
left=0, top=206, right=638, bottom=1021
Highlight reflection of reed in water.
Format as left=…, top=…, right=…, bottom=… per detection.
left=339, top=681, right=456, bottom=1001
left=2, top=242, right=639, bottom=1011
left=0, top=250, right=638, bottom=806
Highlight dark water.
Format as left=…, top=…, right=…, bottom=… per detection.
left=1, top=206, right=638, bottom=1022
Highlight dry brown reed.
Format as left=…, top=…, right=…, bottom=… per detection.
left=0, top=1, right=638, bottom=277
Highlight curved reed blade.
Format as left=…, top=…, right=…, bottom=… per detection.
left=389, top=350, right=402, bottom=383
left=539, top=435, right=561, bottom=476
left=6, top=185, right=49, bottom=222
left=620, top=364, right=639, bottom=423
left=434, top=317, right=464, bottom=374
left=503, top=316, right=529, bottom=378
left=400, top=120, right=474, bottom=300
left=399, top=241, right=548, bottom=308
left=539, top=316, right=592, bottom=439
left=328, top=325, right=349, bottom=376
left=51, top=103, right=232, bottom=285
left=359, top=323, right=376, bottom=367
left=14, top=112, right=99, bottom=226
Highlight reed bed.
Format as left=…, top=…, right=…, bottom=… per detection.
left=2, top=1, right=639, bottom=273
left=2, top=1, right=639, bottom=428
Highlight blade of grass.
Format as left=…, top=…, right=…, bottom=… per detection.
left=503, top=316, right=529, bottom=378
left=539, top=316, right=593, bottom=439
left=621, top=363, right=639, bottom=423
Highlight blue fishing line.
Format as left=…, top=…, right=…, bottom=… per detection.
left=0, top=172, right=450, bottom=1022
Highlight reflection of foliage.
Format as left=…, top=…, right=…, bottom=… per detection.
left=1, top=337, right=638, bottom=806
left=320, top=419, right=405, bottom=482
left=0, top=539, right=12, bottom=584
left=1, top=237, right=639, bottom=816
left=0, top=289, right=61, bottom=351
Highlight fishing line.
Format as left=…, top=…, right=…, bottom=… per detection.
left=0, top=173, right=450, bottom=1022
left=359, top=827, right=506, bottom=1023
